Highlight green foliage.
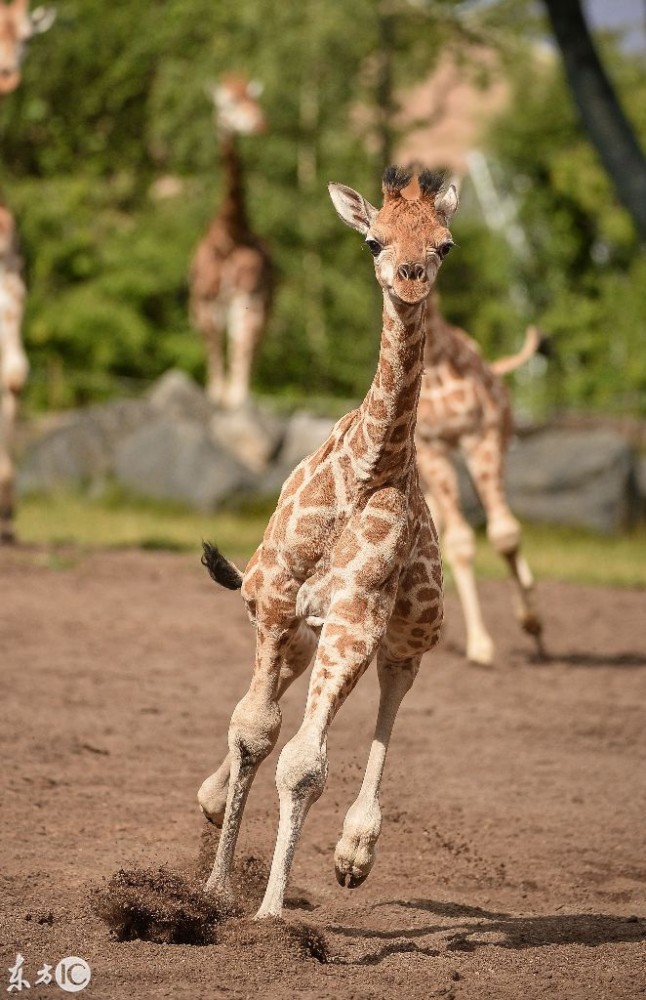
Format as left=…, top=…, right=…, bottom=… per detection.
left=0, top=0, right=643, bottom=414
left=485, top=41, right=646, bottom=414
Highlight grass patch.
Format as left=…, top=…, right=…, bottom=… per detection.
left=16, top=490, right=646, bottom=588
left=472, top=522, right=646, bottom=589
left=17, top=490, right=273, bottom=560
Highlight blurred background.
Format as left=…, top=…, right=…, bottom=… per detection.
left=1, top=0, right=645, bottom=577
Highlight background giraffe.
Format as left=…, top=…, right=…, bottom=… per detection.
left=0, top=0, right=56, bottom=542
left=416, top=291, right=545, bottom=665
left=198, top=166, right=458, bottom=919
left=189, top=74, right=273, bottom=409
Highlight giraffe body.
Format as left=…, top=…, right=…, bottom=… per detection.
left=199, top=167, right=458, bottom=919
left=0, top=1, right=55, bottom=542
left=416, top=294, right=544, bottom=664
left=189, top=75, right=272, bottom=409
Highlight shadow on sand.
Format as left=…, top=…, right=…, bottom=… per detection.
left=330, top=897, right=645, bottom=965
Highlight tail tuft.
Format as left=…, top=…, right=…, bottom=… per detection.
left=201, top=542, right=243, bottom=591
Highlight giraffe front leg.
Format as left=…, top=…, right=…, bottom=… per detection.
left=334, top=652, right=420, bottom=888
left=204, top=626, right=290, bottom=908
left=255, top=597, right=392, bottom=920
left=198, top=621, right=318, bottom=826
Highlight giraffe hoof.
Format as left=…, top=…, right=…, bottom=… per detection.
left=466, top=635, right=495, bottom=667
left=520, top=613, right=543, bottom=637
left=199, top=803, right=224, bottom=827
left=335, top=866, right=370, bottom=889
left=197, top=773, right=229, bottom=827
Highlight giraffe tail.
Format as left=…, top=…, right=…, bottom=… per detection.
left=490, top=325, right=550, bottom=377
left=201, top=541, right=243, bottom=590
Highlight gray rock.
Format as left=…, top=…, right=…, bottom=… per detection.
left=277, top=411, right=336, bottom=472
left=210, top=403, right=285, bottom=474
left=148, top=369, right=213, bottom=425
left=114, top=415, right=252, bottom=510
left=19, top=398, right=151, bottom=494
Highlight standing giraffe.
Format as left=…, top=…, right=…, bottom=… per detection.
left=198, top=166, right=458, bottom=919
left=416, top=292, right=544, bottom=665
left=0, top=0, right=56, bottom=542
left=189, top=74, right=273, bottom=409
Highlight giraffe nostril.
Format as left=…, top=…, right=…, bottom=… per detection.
left=398, top=263, right=426, bottom=281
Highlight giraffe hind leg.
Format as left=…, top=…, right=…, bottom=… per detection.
left=334, top=652, right=419, bottom=888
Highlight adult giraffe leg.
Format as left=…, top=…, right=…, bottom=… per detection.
left=192, top=299, right=226, bottom=405
left=224, top=292, right=267, bottom=409
left=334, top=651, right=420, bottom=887
left=461, top=430, right=544, bottom=655
left=198, top=620, right=318, bottom=825
left=418, top=442, right=494, bottom=665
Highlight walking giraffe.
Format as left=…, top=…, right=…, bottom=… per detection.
left=416, top=291, right=544, bottom=665
left=198, top=166, right=458, bottom=918
left=189, top=74, right=273, bottom=409
left=0, top=0, right=56, bottom=542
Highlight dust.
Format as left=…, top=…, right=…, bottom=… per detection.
left=220, top=916, right=330, bottom=964
left=93, top=867, right=223, bottom=945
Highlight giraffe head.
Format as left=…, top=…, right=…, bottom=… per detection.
left=0, top=0, right=55, bottom=96
left=329, top=166, right=458, bottom=305
left=209, top=73, right=266, bottom=136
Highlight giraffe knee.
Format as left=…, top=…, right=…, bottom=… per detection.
left=444, top=522, right=476, bottom=566
left=275, top=733, right=327, bottom=805
left=488, top=514, right=521, bottom=555
left=228, top=695, right=281, bottom=770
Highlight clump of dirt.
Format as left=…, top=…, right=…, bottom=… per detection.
left=93, top=867, right=224, bottom=945
left=221, top=916, right=331, bottom=964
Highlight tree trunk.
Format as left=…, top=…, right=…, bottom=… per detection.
left=543, top=0, right=646, bottom=242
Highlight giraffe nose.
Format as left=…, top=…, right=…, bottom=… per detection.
left=397, top=262, right=426, bottom=281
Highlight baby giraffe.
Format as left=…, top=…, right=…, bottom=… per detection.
left=199, top=166, right=458, bottom=919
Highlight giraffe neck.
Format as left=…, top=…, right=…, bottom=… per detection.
left=217, top=131, right=250, bottom=240
left=346, top=292, right=427, bottom=483
left=424, top=291, right=452, bottom=363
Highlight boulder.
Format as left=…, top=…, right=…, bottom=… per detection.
left=210, top=403, right=286, bottom=474
left=114, top=415, right=252, bottom=511
left=19, top=398, right=151, bottom=494
left=148, top=369, right=213, bottom=425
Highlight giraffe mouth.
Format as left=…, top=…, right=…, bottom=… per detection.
left=390, top=278, right=431, bottom=305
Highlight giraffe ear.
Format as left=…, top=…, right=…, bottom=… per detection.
left=31, top=7, right=57, bottom=34
left=434, top=184, right=459, bottom=224
left=328, top=183, right=378, bottom=236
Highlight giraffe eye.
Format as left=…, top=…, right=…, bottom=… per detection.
left=437, top=240, right=454, bottom=260
left=365, top=239, right=383, bottom=257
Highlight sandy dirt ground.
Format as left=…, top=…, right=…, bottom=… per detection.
left=0, top=547, right=645, bottom=999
